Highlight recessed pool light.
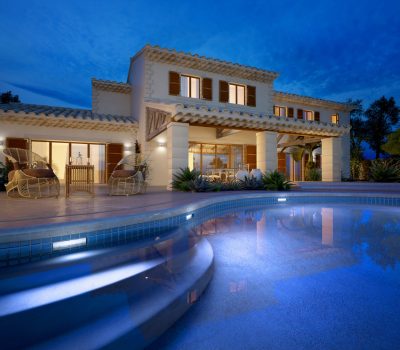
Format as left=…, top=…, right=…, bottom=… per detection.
left=277, top=198, right=287, bottom=202
left=53, top=238, right=87, bottom=251
left=186, top=213, right=194, bottom=220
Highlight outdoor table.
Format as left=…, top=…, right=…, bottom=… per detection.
left=65, top=164, right=94, bottom=197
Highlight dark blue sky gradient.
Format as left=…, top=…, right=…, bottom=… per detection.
left=1, top=0, right=399, bottom=110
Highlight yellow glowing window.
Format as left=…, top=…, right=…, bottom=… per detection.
left=274, top=106, right=286, bottom=117
left=228, top=83, right=245, bottom=105
left=331, top=114, right=339, bottom=124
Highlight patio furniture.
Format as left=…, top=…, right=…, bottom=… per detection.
left=235, top=169, right=249, bottom=181
left=250, top=169, right=263, bottom=181
left=65, top=164, right=95, bottom=197
left=2, top=148, right=60, bottom=199
left=108, top=154, right=147, bottom=195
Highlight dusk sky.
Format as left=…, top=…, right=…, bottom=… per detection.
left=1, top=0, right=399, bottom=110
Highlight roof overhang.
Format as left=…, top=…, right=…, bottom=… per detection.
left=157, top=102, right=351, bottom=137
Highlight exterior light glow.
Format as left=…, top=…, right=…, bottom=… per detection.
left=158, top=142, right=166, bottom=148
left=277, top=198, right=287, bottom=202
left=53, top=238, right=87, bottom=251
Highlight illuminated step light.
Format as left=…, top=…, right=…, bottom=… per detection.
left=186, top=213, right=194, bottom=220
left=53, top=238, right=87, bottom=251
left=277, top=198, right=287, bottom=202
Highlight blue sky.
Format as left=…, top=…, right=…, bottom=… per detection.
left=0, top=0, right=399, bottom=111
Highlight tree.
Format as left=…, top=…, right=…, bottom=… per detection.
left=382, top=128, right=400, bottom=155
left=348, top=99, right=366, bottom=160
left=1, top=91, right=20, bottom=103
left=364, top=96, right=399, bottom=159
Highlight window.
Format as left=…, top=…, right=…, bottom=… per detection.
left=304, top=110, right=313, bottom=121
left=274, top=106, right=286, bottom=117
left=331, top=113, right=339, bottom=124
left=181, top=75, right=200, bottom=98
left=228, top=83, right=245, bottom=105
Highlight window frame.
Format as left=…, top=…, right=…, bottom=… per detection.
left=274, top=105, right=287, bottom=117
left=331, top=113, right=339, bottom=124
left=228, top=83, right=246, bottom=105
left=180, top=74, right=201, bottom=99
left=304, top=110, right=314, bottom=121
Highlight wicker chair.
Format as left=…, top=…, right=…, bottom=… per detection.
left=2, top=148, right=60, bottom=199
left=108, top=154, right=148, bottom=196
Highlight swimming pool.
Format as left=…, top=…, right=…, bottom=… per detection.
left=151, top=203, right=400, bottom=350
left=1, top=194, right=400, bottom=349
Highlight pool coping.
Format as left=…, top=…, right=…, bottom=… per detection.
left=2, top=191, right=400, bottom=244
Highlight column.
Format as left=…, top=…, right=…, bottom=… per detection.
left=340, top=134, right=351, bottom=179
left=256, top=131, right=277, bottom=173
left=167, top=122, right=189, bottom=190
left=321, top=137, right=341, bottom=181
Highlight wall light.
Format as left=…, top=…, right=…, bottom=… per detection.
left=53, top=237, right=87, bottom=251
left=0, top=140, right=4, bottom=147
left=158, top=142, right=166, bottom=148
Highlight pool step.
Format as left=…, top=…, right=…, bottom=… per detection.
left=0, top=231, right=214, bottom=350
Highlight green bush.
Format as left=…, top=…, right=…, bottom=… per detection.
left=171, top=167, right=201, bottom=191
left=369, top=159, right=400, bottom=182
left=239, top=176, right=264, bottom=190
left=305, top=167, right=321, bottom=181
left=262, top=171, right=292, bottom=191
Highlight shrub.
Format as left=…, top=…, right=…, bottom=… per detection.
left=172, top=167, right=201, bottom=191
left=305, top=167, right=321, bottom=181
left=369, top=159, right=400, bottom=182
left=239, top=176, right=264, bottom=190
left=262, top=171, right=292, bottom=191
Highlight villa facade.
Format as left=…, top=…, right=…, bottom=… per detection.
left=0, top=45, right=352, bottom=187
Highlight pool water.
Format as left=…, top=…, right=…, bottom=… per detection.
left=150, top=203, right=400, bottom=350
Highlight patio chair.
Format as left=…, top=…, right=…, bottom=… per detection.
left=2, top=148, right=60, bottom=199
left=108, top=154, right=148, bottom=195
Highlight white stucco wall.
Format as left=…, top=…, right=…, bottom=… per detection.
left=145, top=61, right=274, bottom=114
left=92, top=88, right=131, bottom=117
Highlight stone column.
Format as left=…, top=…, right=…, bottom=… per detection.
left=167, top=122, right=189, bottom=190
left=321, top=137, right=341, bottom=181
left=256, top=131, right=277, bottom=173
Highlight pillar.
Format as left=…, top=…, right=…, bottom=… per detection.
left=321, top=137, right=341, bottom=181
left=167, top=122, right=189, bottom=190
left=256, top=131, right=277, bottom=173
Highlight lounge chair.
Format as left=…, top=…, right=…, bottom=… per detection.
left=108, top=154, right=147, bottom=195
left=2, top=148, right=60, bottom=199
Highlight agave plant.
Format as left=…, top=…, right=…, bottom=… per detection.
left=369, top=159, right=400, bottom=182
left=239, top=176, right=264, bottom=190
left=262, top=170, right=292, bottom=191
left=171, top=167, right=200, bottom=191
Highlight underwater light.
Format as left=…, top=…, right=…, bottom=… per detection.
left=53, top=238, right=87, bottom=251
left=277, top=198, right=287, bottom=202
left=186, top=213, right=194, bottom=220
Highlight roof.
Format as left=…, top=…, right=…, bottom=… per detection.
left=145, top=100, right=350, bottom=137
left=0, top=103, right=137, bottom=132
left=273, top=91, right=355, bottom=111
left=131, top=45, right=279, bottom=83
left=92, top=79, right=131, bottom=94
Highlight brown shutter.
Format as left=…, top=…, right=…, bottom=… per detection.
left=6, top=137, right=28, bottom=149
left=219, top=80, right=229, bottom=103
left=202, top=78, right=212, bottom=101
left=314, top=111, right=320, bottom=122
left=247, top=85, right=256, bottom=107
left=106, top=143, right=123, bottom=179
left=169, top=71, right=180, bottom=96
left=297, top=109, right=303, bottom=119
left=245, top=145, right=257, bottom=171
left=288, top=107, right=294, bottom=118
left=277, top=152, right=286, bottom=175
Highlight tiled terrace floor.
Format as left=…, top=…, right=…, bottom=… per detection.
left=1, top=182, right=400, bottom=231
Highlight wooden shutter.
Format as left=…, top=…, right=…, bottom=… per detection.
left=297, top=109, right=303, bottom=119
left=245, top=145, right=257, bottom=171
left=247, top=86, right=256, bottom=107
left=314, top=111, right=320, bottom=122
left=288, top=107, right=294, bottom=118
left=6, top=137, right=28, bottom=149
left=169, top=71, right=180, bottom=96
left=106, top=143, right=123, bottom=179
left=219, top=80, right=229, bottom=103
left=202, top=78, right=212, bottom=101
left=277, top=152, right=286, bottom=175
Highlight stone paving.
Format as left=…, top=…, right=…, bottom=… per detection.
left=1, top=182, right=400, bottom=231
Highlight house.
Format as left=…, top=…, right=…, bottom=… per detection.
left=0, top=45, right=352, bottom=188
